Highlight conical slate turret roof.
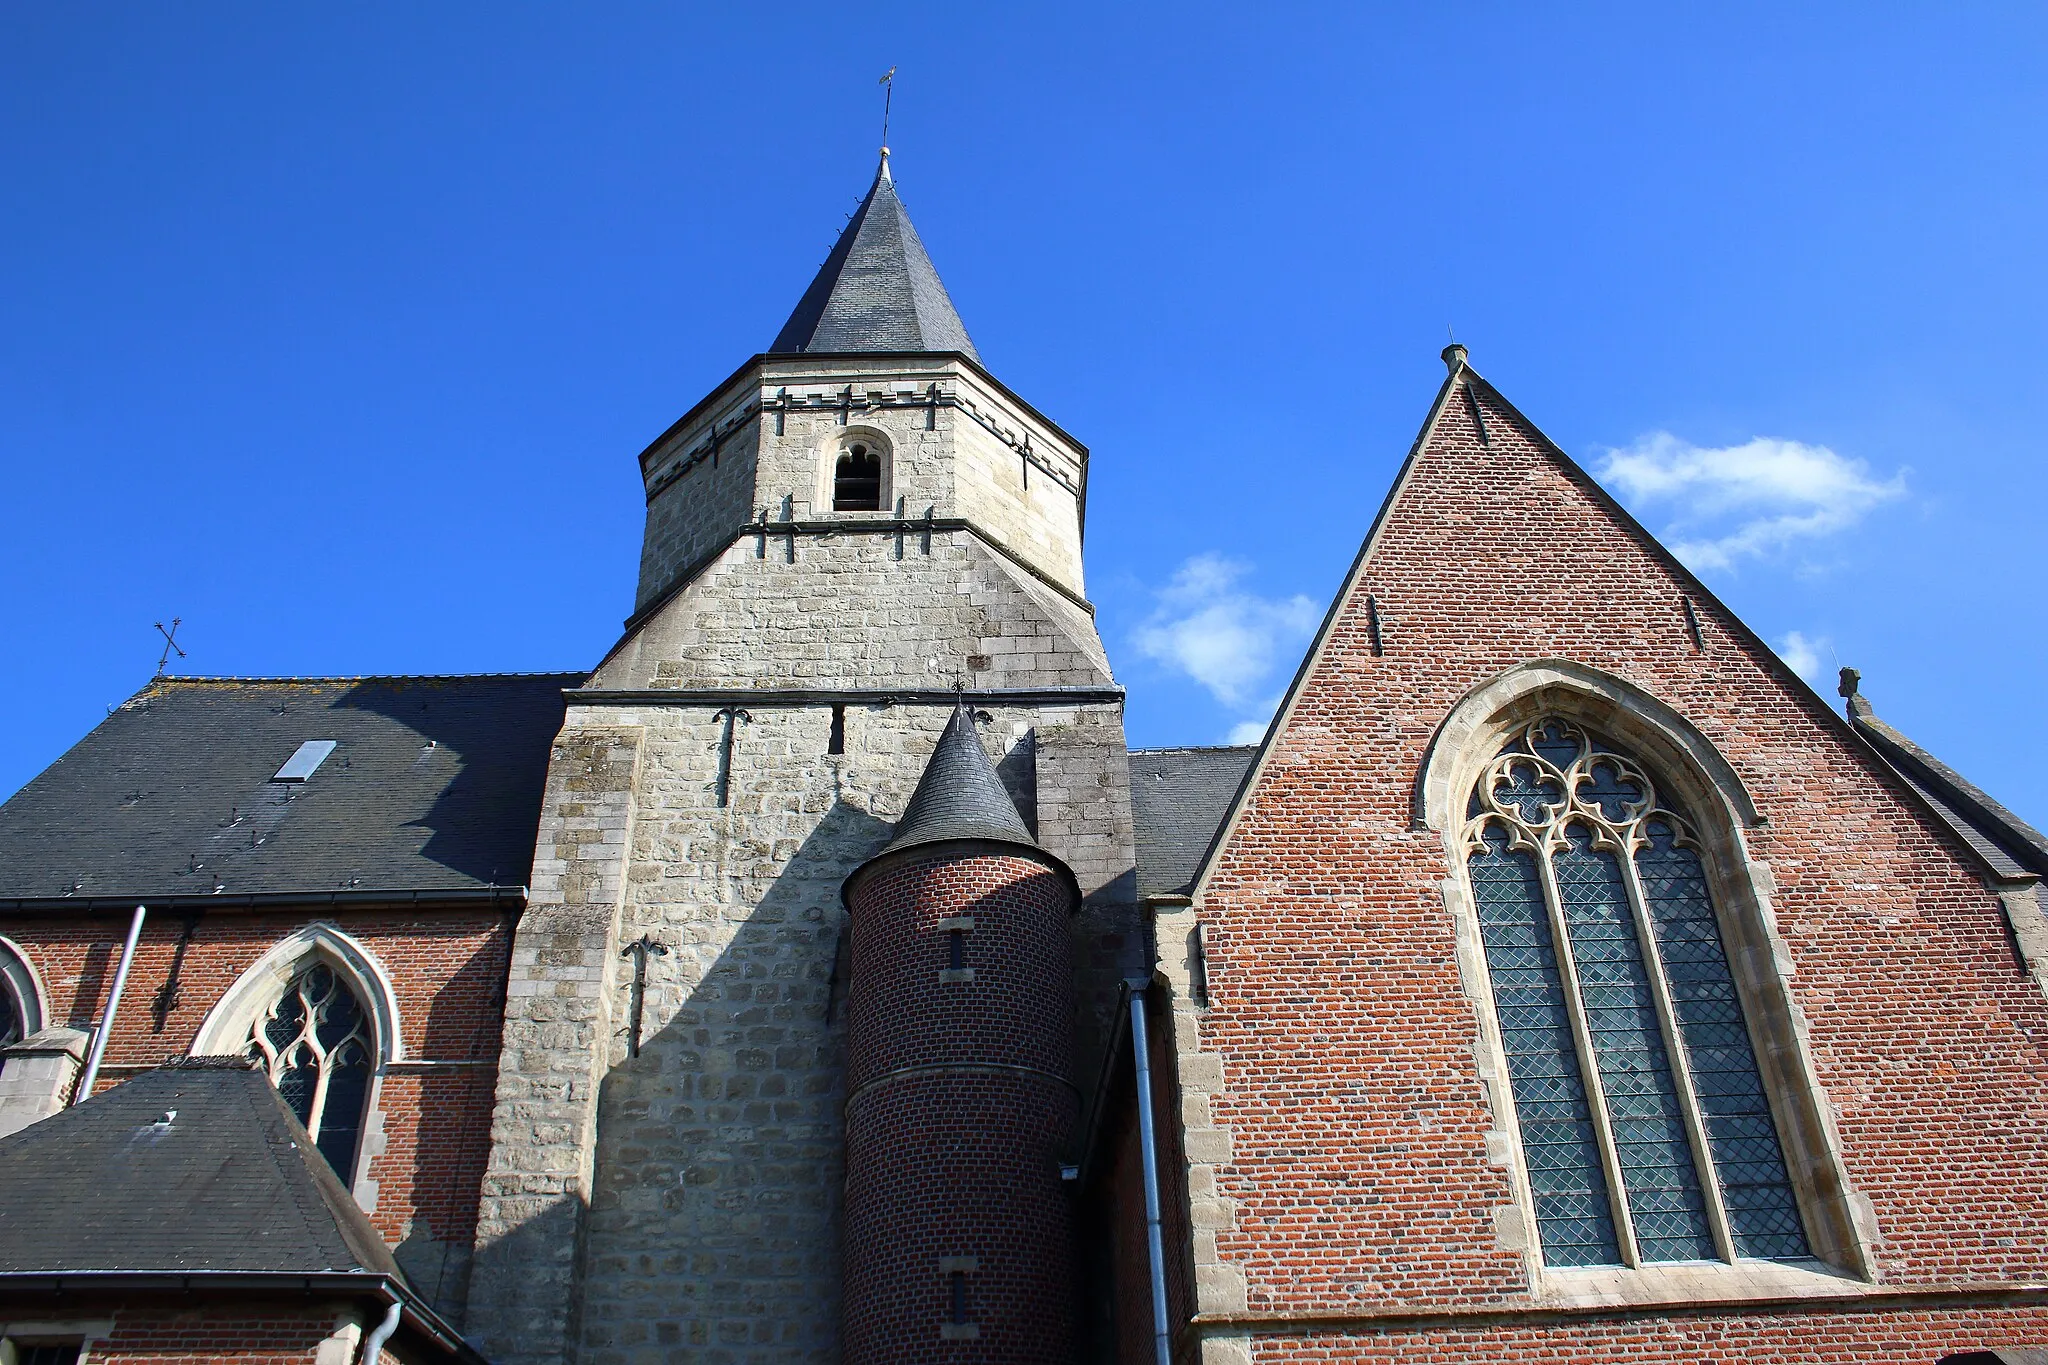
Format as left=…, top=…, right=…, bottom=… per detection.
left=770, top=155, right=980, bottom=360
left=880, top=700, right=1035, bottom=857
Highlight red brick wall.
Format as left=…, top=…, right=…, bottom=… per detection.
left=1240, top=1302, right=2048, bottom=1363
left=842, top=847, right=1079, bottom=1364
left=0, top=909, right=510, bottom=1254
left=86, top=1304, right=338, bottom=1365
left=1188, top=373, right=2048, bottom=1349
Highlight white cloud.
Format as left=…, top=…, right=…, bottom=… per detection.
left=1134, top=556, right=1318, bottom=735
left=1776, top=630, right=1831, bottom=683
left=1595, top=432, right=1906, bottom=573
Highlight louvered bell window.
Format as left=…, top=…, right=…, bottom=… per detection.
left=1465, top=719, right=1810, bottom=1268
left=246, top=961, right=374, bottom=1180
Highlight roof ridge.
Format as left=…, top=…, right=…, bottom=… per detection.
left=149, top=671, right=588, bottom=685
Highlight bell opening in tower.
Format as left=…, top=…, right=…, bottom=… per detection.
left=834, top=442, right=883, bottom=511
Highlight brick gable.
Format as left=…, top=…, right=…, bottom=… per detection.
left=1175, top=359, right=2048, bottom=1358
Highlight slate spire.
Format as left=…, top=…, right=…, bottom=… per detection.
left=770, top=154, right=980, bottom=360
left=880, top=698, right=1034, bottom=857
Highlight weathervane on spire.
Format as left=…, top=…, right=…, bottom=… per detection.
left=879, top=66, right=897, bottom=177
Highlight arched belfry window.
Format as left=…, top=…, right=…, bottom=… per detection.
left=833, top=440, right=883, bottom=512
left=245, top=960, right=374, bottom=1180
left=1465, top=717, right=1810, bottom=1269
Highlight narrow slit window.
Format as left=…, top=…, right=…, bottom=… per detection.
left=828, top=704, right=846, bottom=756
left=947, top=929, right=965, bottom=971
left=834, top=442, right=882, bottom=511
left=948, top=1271, right=967, bottom=1324
left=1463, top=717, right=1810, bottom=1270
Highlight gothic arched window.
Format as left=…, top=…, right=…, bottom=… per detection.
left=0, top=938, right=44, bottom=1049
left=1465, top=717, right=1810, bottom=1269
left=833, top=440, right=883, bottom=512
left=245, top=960, right=374, bottom=1180
left=0, top=978, right=19, bottom=1049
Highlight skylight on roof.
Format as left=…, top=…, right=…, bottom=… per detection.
left=274, top=740, right=338, bottom=782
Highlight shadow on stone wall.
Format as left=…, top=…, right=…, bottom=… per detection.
left=569, top=797, right=891, bottom=1365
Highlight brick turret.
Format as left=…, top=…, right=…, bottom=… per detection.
left=840, top=701, right=1081, bottom=1362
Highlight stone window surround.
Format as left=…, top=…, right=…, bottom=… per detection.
left=1423, top=660, right=1879, bottom=1302
left=818, top=425, right=895, bottom=516
left=189, top=922, right=403, bottom=1212
left=0, top=934, right=49, bottom=1042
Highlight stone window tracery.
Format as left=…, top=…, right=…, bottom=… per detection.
left=1464, top=718, right=1810, bottom=1269
left=245, top=960, right=374, bottom=1180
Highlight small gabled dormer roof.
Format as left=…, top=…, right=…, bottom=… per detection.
left=880, top=700, right=1035, bottom=857
left=770, top=154, right=980, bottom=360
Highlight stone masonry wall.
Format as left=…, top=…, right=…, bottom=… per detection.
left=596, top=531, right=1111, bottom=694
left=467, top=724, right=643, bottom=1365
left=559, top=698, right=1125, bottom=1365
left=628, top=356, right=1089, bottom=620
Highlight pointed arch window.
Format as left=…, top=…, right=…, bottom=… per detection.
left=1465, top=717, right=1810, bottom=1269
left=0, top=938, right=44, bottom=1049
left=245, top=961, right=374, bottom=1180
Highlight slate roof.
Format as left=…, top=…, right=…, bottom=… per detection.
left=0, top=1060, right=398, bottom=1275
left=880, top=702, right=1038, bottom=858
left=769, top=157, right=980, bottom=359
left=0, top=673, right=583, bottom=906
left=1128, top=747, right=1258, bottom=898
left=1845, top=683, right=2048, bottom=882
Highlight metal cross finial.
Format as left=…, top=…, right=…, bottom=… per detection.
left=879, top=66, right=897, bottom=161
left=620, top=934, right=669, bottom=1058
left=153, top=618, right=186, bottom=678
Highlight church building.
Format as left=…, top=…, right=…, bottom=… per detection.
left=2, top=152, right=2046, bottom=1365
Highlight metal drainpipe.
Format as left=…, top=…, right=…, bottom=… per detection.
left=74, top=903, right=145, bottom=1104
left=1127, top=978, right=1173, bottom=1365
left=359, top=1298, right=402, bottom=1365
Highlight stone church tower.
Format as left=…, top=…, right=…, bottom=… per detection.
left=462, top=154, right=1137, bottom=1365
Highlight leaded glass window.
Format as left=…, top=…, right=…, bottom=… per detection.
left=246, top=960, right=374, bottom=1180
left=1464, top=718, right=1810, bottom=1268
left=0, top=980, right=19, bottom=1049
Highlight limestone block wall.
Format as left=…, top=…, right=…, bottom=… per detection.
left=594, top=531, right=1111, bottom=694
left=467, top=724, right=643, bottom=1365
left=550, top=697, right=1130, bottom=1365
left=627, top=356, right=1089, bottom=619
left=638, top=406, right=761, bottom=615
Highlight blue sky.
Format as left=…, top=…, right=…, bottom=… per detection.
left=4, top=5, right=2046, bottom=825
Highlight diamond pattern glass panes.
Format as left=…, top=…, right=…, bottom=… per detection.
left=0, top=979, right=19, bottom=1048
left=1636, top=819, right=1811, bottom=1258
left=1468, top=718, right=1819, bottom=1271
left=1468, top=823, right=1621, bottom=1267
left=247, top=961, right=374, bottom=1180
left=1552, top=824, right=1716, bottom=1261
